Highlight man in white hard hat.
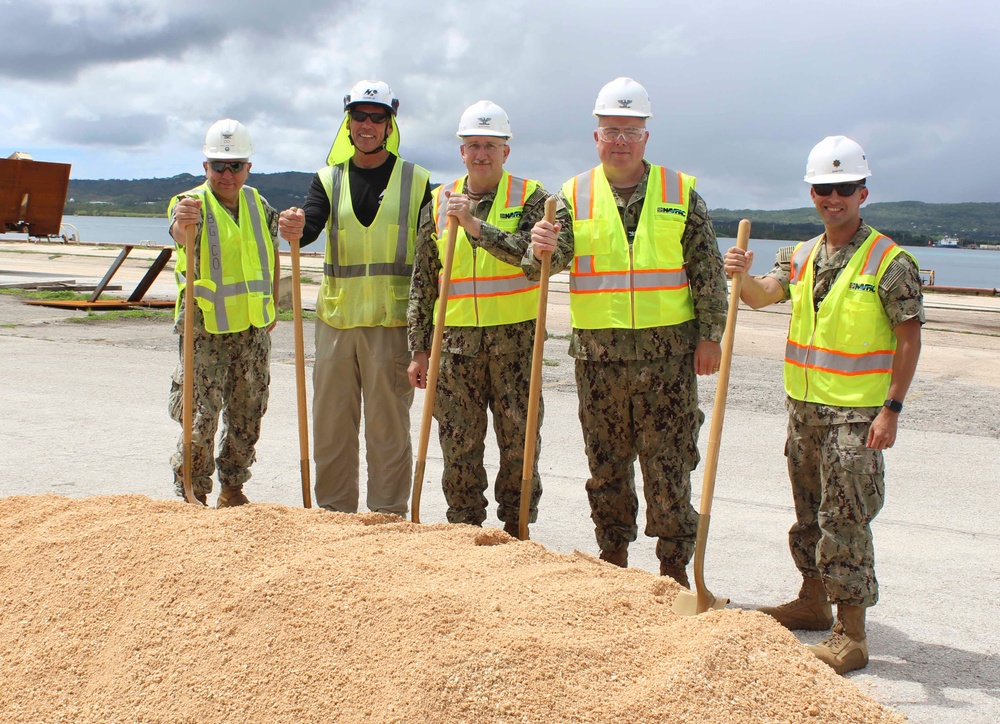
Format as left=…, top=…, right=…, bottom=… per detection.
left=530, top=78, right=728, bottom=584
left=406, top=101, right=572, bottom=535
left=167, top=118, right=281, bottom=508
left=279, top=80, right=431, bottom=515
left=723, top=135, right=924, bottom=674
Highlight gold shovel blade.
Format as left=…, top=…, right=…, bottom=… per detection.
left=672, top=587, right=729, bottom=616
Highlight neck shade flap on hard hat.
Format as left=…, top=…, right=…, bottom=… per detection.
left=326, top=114, right=400, bottom=166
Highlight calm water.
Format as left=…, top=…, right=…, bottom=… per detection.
left=26, top=215, right=1000, bottom=289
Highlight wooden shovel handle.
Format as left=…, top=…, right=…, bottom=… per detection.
left=518, top=196, right=557, bottom=540
left=181, top=223, right=199, bottom=505
left=289, top=236, right=312, bottom=508
left=690, top=218, right=751, bottom=612
left=411, top=216, right=459, bottom=523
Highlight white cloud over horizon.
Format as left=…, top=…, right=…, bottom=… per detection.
left=2, top=0, right=997, bottom=210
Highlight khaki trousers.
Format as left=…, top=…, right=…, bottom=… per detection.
left=313, top=322, right=413, bottom=515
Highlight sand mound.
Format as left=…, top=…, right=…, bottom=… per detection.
left=0, top=495, right=904, bottom=723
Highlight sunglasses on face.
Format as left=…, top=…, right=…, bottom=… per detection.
left=813, top=182, right=865, bottom=197
left=209, top=161, right=247, bottom=174
left=349, top=109, right=390, bottom=124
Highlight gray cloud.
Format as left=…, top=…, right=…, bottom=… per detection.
left=2, top=0, right=997, bottom=208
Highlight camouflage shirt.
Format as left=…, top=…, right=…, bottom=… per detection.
left=762, top=221, right=926, bottom=424
left=169, top=187, right=280, bottom=334
left=407, top=179, right=574, bottom=356
left=540, top=163, right=729, bottom=361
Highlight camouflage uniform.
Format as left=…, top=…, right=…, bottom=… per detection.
left=764, top=221, right=924, bottom=606
left=168, top=196, right=280, bottom=499
left=545, top=162, right=728, bottom=567
left=408, top=182, right=573, bottom=526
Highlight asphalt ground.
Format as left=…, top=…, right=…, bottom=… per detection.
left=2, top=241, right=999, bottom=722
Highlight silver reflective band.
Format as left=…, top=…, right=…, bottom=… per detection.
left=447, top=275, right=537, bottom=298
left=570, top=268, right=688, bottom=293
left=785, top=341, right=894, bottom=375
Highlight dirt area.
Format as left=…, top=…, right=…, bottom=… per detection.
left=0, top=495, right=904, bottom=723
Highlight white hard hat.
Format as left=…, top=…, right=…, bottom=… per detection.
left=804, top=135, right=872, bottom=184
left=593, top=77, right=652, bottom=118
left=456, top=100, right=512, bottom=139
left=203, top=119, right=253, bottom=159
left=344, top=79, right=399, bottom=115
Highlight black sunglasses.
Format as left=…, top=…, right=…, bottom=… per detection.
left=349, top=109, right=390, bottom=124
left=813, top=182, right=865, bottom=197
left=209, top=161, right=247, bottom=173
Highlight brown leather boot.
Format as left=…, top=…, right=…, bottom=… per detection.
left=758, top=576, right=834, bottom=631
left=599, top=544, right=628, bottom=568
left=659, top=561, right=690, bottom=588
left=503, top=521, right=523, bottom=539
left=217, top=485, right=250, bottom=508
left=810, top=604, right=869, bottom=675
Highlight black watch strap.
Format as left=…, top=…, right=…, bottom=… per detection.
left=883, top=398, right=903, bottom=413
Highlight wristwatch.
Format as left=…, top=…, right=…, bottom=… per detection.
left=883, top=399, right=903, bottom=413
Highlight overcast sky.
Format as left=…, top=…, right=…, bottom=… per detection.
left=2, top=0, right=997, bottom=210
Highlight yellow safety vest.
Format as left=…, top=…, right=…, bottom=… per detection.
left=784, top=227, right=911, bottom=406
left=563, top=164, right=696, bottom=329
left=316, top=158, right=430, bottom=328
left=169, top=184, right=275, bottom=334
left=432, top=171, right=540, bottom=327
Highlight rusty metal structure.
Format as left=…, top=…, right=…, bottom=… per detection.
left=1, top=154, right=72, bottom=237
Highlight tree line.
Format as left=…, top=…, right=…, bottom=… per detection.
left=64, top=173, right=1000, bottom=245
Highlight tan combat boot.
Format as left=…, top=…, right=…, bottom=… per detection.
left=217, top=485, right=250, bottom=508
left=659, top=561, right=690, bottom=589
left=599, top=544, right=628, bottom=568
left=758, top=576, right=834, bottom=631
left=810, top=604, right=869, bottom=675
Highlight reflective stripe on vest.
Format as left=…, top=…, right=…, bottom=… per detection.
left=784, top=227, right=906, bottom=406
left=172, top=184, right=275, bottom=334
left=563, top=165, right=695, bottom=329
left=431, top=172, right=540, bottom=327
left=316, top=158, right=430, bottom=328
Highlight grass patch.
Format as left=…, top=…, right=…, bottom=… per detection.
left=543, top=358, right=560, bottom=367
left=65, top=309, right=173, bottom=323
left=0, top=288, right=89, bottom=301
left=278, top=309, right=317, bottom=322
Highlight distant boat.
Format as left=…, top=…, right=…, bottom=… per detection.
left=935, top=235, right=960, bottom=248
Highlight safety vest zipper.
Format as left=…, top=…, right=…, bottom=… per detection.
left=629, top=239, right=636, bottom=329
left=472, top=246, right=480, bottom=326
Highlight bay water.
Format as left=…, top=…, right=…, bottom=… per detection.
left=30, top=215, right=1000, bottom=290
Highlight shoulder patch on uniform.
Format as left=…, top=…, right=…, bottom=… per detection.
left=879, top=259, right=906, bottom=292
left=778, top=246, right=795, bottom=263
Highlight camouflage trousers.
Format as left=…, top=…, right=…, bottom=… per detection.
left=435, top=345, right=542, bottom=527
left=168, top=325, right=271, bottom=498
left=575, top=355, right=703, bottom=567
left=785, top=414, right=885, bottom=607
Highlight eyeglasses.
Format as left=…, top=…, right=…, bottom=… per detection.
left=209, top=161, right=247, bottom=173
left=463, top=141, right=506, bottom=154
left=813, top=182, right=865, bottom=197
left=596, top=127, right=646, bottom=143
left=349, top=109, right=391, bottom=124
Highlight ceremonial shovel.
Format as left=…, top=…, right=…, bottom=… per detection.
left=288, top=234, right=312, bottom=508
left=411, top=217, right=459, bottom=523
left=517, top=196, right=557, bottom=540
left=180, top=223, right=201, bottom=505
left=673, top=218, right=751, bottom=615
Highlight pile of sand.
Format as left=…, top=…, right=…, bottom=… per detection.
left=0, top=495, right=903, bottom=723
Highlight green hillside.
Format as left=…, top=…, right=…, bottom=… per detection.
left=63, top=174, right=1000, bottom=245
left=64, top=172, right=316, bottom=218
left=712, top=201, right=1000, bottom=246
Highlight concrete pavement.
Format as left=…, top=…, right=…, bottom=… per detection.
left=1, top=243, right=999, bottom=722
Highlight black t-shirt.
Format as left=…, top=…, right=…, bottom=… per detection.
left=300, top=155, right=431, bottom=244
